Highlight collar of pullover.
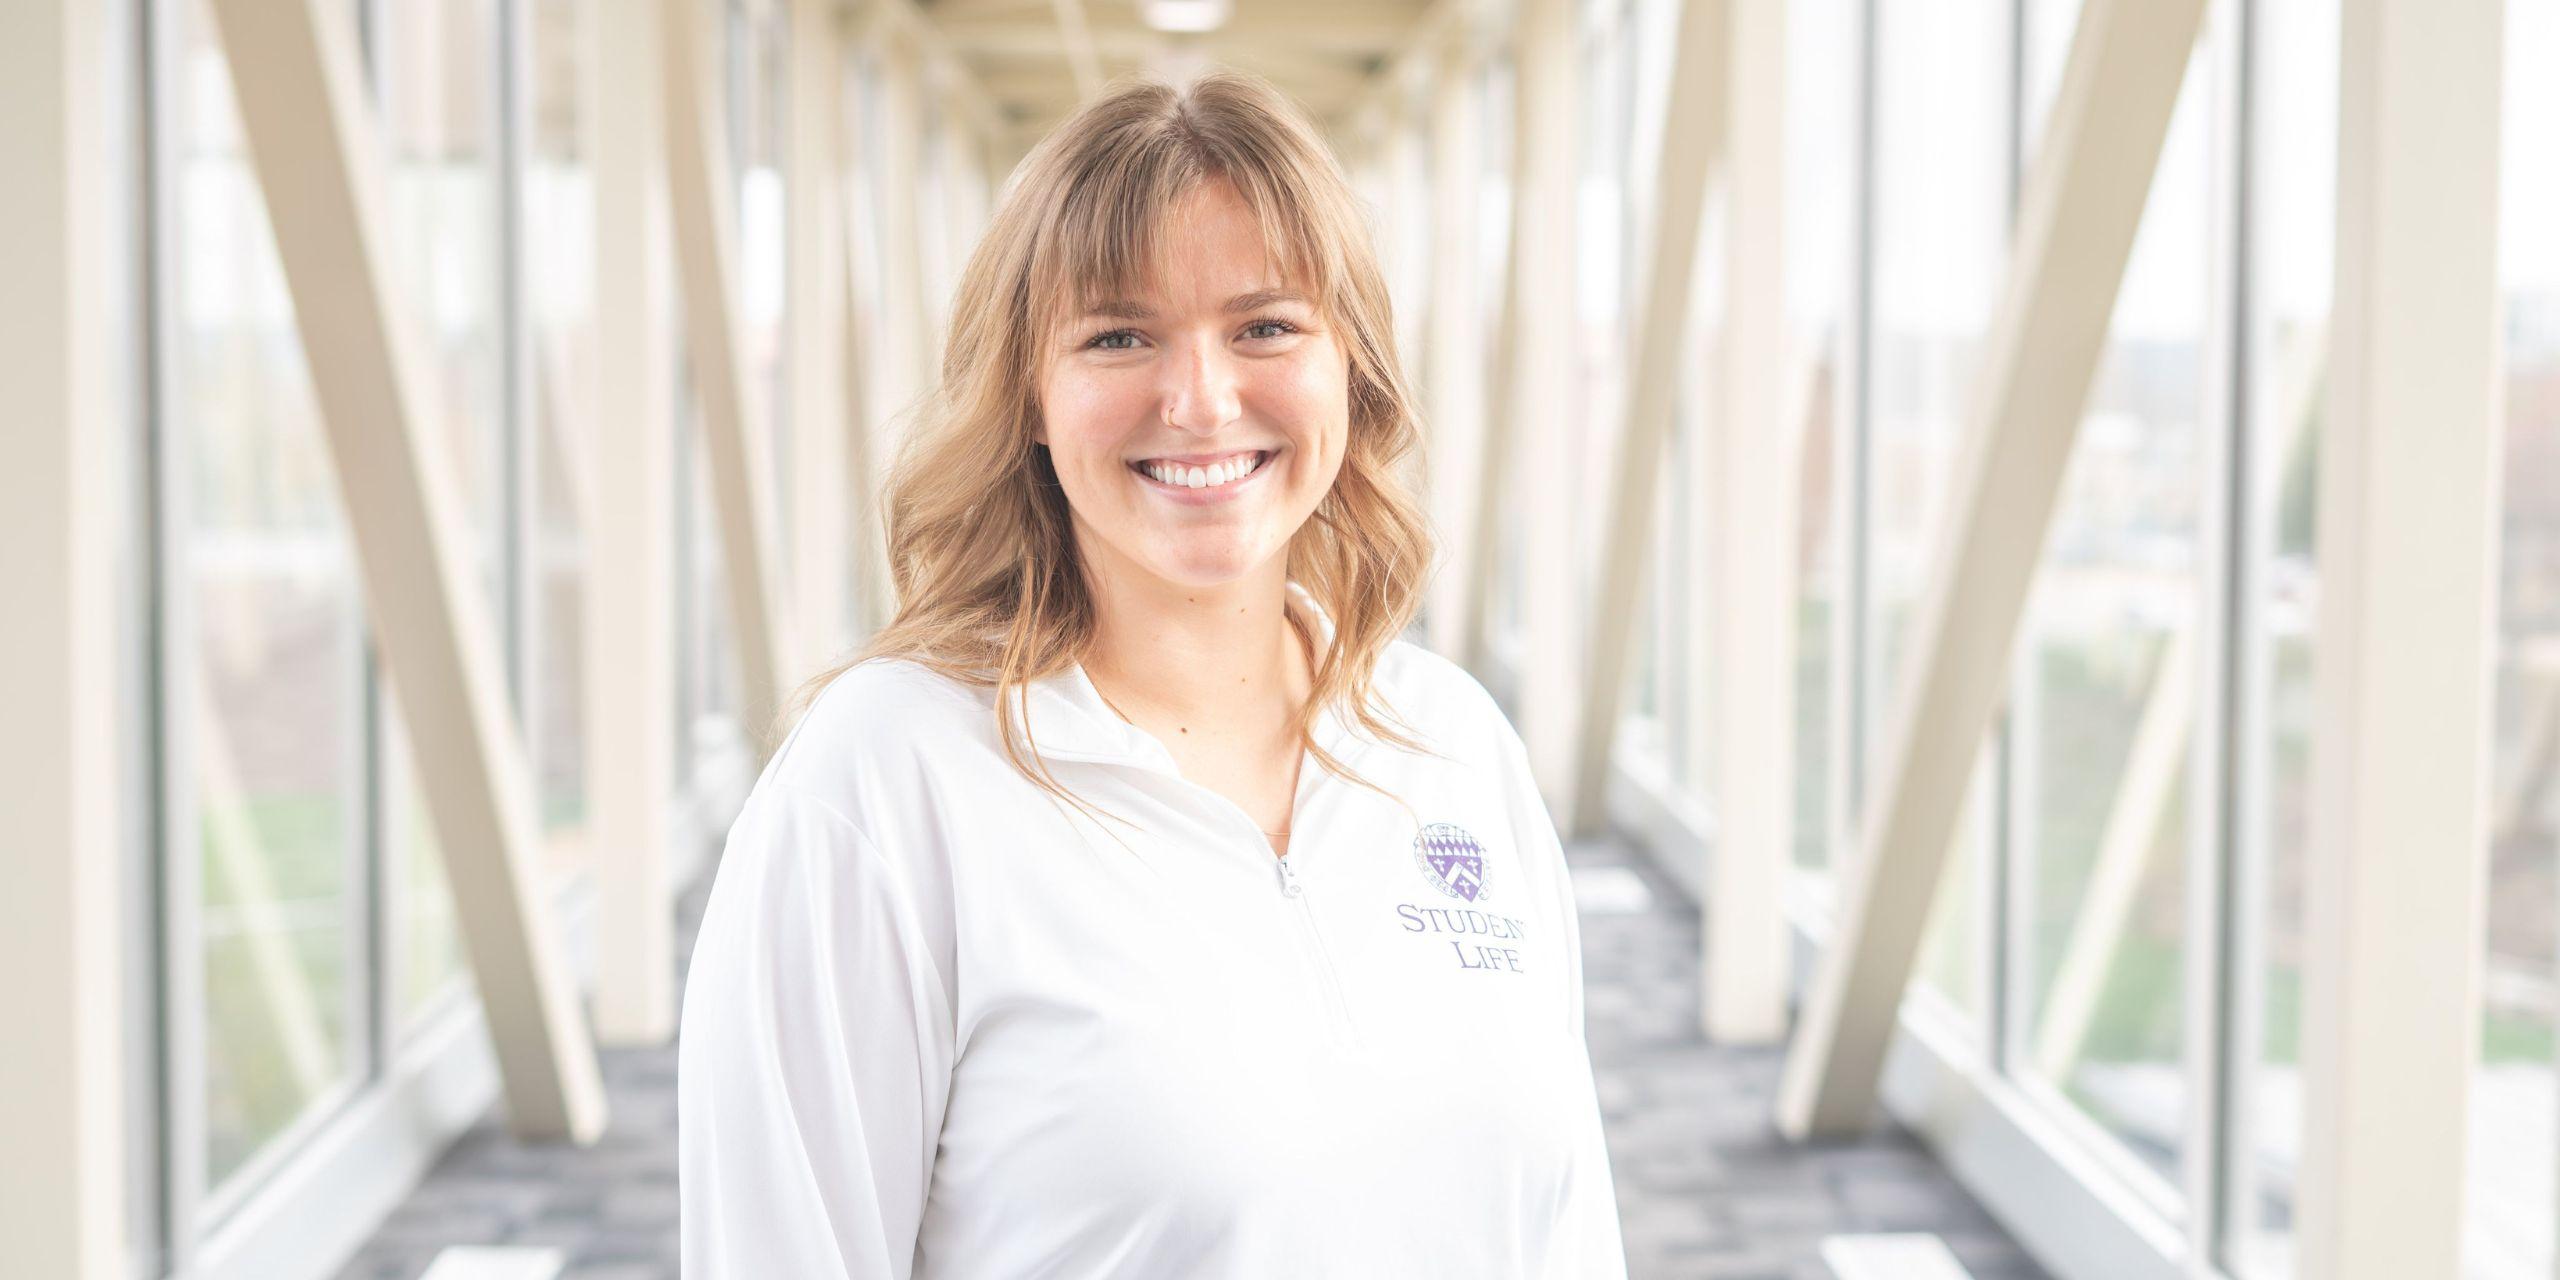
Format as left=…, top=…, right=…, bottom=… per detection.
left=1013, top=581, right=1359, bottom=774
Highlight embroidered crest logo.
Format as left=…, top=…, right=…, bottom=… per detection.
left=1413, top=823, right=1490, bottom=903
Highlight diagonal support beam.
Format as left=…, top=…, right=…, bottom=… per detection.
left=2295, top=0, right=2504, bottom=1273
left=661, top=0, right=796, bottom=747
left=203, top=0, right=605, bottom=1141
left=1567, top=0, right=1731, bottom=832
left=1775, top=0, right=2206, bottom=1139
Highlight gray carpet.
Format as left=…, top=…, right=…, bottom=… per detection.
left=337, top=834, right=2049, bottom=1280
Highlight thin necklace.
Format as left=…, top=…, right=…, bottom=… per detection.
left=1090, top=676, right=1301, bottom=841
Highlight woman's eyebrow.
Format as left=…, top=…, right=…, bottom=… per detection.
left=1076, top=288, right=1308, bottom=322
left=1223, top=288, right=1309, bottom=313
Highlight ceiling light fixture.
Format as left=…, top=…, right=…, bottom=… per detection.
left=1139, top=0, right=1230, bottom=34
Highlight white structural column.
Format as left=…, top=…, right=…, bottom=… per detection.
left=204, top=0, right=606, bottom=1140
left=1462, top=0, right=1578, bottom=811
left=589, top=0, right=679, bottom=1046
left=660, top=0, right=796, bottom=746
left=1567, top=0, right=1730, bottom=834
left=1703, top=0, right=1793, bottom=1043
left=0, top=0, right=127, bottom=1270
left=1774, top=0, right=2205, bottom=1139
left=790, top=0, right=851, bottom=667
left=2295, top=0, right=2504, bottom=1274
left=872, top=26, right=935, bottom=414
left=1421, top=30, right=1482, bottom=656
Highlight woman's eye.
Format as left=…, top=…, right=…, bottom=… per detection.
left=1242, top=318, right=1301, bottom=341
left=1085, top=329, right=1141, bottom=351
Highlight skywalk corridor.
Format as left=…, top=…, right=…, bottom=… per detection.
left=12, top=0, right=2552, bottom=1278
left=332, top=837, right=2049, bottom=1280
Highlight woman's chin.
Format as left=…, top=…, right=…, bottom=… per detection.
left=1141, top=539, right=1280, bottom=591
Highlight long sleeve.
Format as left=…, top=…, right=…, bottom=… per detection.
left=679, top=784, right=958, bottom=1279
left=1494, top=715, right=1632, bottom=1279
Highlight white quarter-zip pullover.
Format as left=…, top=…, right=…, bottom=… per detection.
left=679, top=590, right=1629, bottom=1278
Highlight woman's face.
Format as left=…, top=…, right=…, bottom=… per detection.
left=1035, top=179, right=1350, bottom=593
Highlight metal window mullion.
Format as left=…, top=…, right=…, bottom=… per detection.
left=500, top=0, right=534, bottom=720
left=362, top=0, right=385, bottom=90
left=2215, top=4, right=2280, bottom=1272
left=2184, top=0, right=2248, bottom=1262
left=143, top=0, right=210, bottom=1263
left=127, top=0, right=176, bottom=1270
left=1992, top=0, right=2030, bottom=1080
left=358, top=643, right=388, bottom=1076
left=349, top=0, right=387, bottom=1089
left=1999, top=651, right=2040, bottom=1072
left=1840, top=0, right=1876, bottom=833
left=672, top=361, right=697, bottom=786
left=2007, top=0, right=2028, bottom=216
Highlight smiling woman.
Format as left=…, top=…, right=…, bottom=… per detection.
left=802, top=73, right=1432, bottom=819
left=678, top=70, right=1628, bottom=1279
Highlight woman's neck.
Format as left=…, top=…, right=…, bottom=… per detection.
left=1080, top=554, right=1310, bottom=737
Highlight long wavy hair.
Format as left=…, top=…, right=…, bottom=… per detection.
left=794, top=69, right=1433, bottom=822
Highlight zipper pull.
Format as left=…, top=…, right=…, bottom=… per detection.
left=1274, top=853, right=1304, bottom=898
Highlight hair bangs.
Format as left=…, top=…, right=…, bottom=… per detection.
left=1027, top=119, right=1337, bottom=348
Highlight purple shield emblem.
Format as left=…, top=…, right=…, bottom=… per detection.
left=1413, top=823, right=1491, bottom=903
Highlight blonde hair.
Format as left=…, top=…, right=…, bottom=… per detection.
left=796, top=70, right=1433, bottom=822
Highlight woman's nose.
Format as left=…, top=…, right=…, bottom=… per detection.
left=1160, top=340, right=1242, bottom=435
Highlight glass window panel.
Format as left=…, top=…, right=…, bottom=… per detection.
left=2471, top=5, right=2560, bottom=1276
left=529, top=0, right=595, bottom=875
left=1407, top=96, right=1436, bottom=360
left=2229, top=0, right=2335, bottom=1272
left=172, top=0, right=361, bottom=1192
left=730, top=0, right=791, bottom=576
left=1787, top=0, right=1857, bottom=876
left=917, top=94, right=953, bottom=344
left=1471, top=50, right=1516, bottom=664
left=688, top=419, right=743, bottom=768
left=1862, top=0, right=2006, bottom=755
left=2008, top=38, right=2213, bottom=1206
left=385, top=698, right=465, bottom=1022
left=1574, top=0, right=1633, bottom=583
left=2018, top=0, right=2083, bottom=169
left=1917, top=759, right=1994, bottom=1022
left=379, top=0, right=503, bottom=1031
left=1859, top=0, right=2005, bottom=1015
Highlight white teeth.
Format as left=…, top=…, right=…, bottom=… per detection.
left=1139, top=453, right=1265, bottom=488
